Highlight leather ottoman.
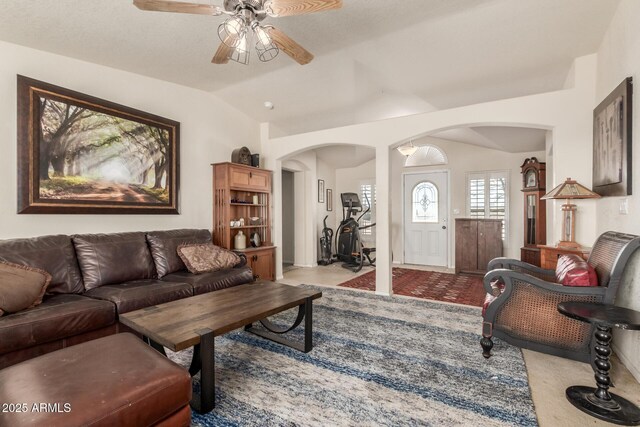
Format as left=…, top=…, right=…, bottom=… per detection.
left=0, top=333, right=191, bottom=427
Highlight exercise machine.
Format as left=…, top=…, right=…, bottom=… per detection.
left=334, top=192, right=376, bottom=272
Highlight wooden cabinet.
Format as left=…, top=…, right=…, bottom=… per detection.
left=538, top=245, right=590, bottom=270
left=244, top=246, right=275, bottom=281
left=455, top=218, right=503, bottom=275
left=212, top=162, right=275, bottom=281
left=228, top=166, right=271, bottom=192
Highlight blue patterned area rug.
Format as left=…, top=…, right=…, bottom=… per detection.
left=167, top=285, right=538, bottom=426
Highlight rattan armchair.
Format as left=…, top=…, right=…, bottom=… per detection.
left=481, top=231, right=640, bottom=365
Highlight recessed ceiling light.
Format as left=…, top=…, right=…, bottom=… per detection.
left=264, top=101, right=274, bottom=110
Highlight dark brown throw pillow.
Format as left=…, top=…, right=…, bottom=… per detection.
left=0, top=261, right=52, bottom=316
left=177, top=243, right=241, bottom=274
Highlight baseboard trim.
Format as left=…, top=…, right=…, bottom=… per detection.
left=375, top=290, right=392, bottom=297
left=293, top=264, right=315, bottom=268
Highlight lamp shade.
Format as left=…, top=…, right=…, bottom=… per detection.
left=541, top=178, right=601, bottom=200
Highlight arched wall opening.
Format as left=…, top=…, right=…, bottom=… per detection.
left=391, top=125, right=552, bottom=271
left=271, top=143, right=377, bottom=280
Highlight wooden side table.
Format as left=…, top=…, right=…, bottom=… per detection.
left=538, top=245, right=590, bottom=270
left=557, top=302, right=640, bottom=425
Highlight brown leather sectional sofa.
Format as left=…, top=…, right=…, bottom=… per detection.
left=0, top=228, right=254, bottom=369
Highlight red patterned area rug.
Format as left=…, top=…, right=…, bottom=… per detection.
left=338, top=268, right=486, bottom=307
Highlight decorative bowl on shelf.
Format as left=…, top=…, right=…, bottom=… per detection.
left=249, top=217, right=261, bottom=225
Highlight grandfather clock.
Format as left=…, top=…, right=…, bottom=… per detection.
left=520, top=157, right=546, bottom=266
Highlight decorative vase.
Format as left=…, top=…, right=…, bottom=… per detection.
left=234, top=231, right=247, bottom=249
left=250, top=232, right=261, bottom=247
left=252, top=195, right=259, bottom=204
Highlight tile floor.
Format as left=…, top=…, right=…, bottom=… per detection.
left=279, top=263, right=640, bottom=426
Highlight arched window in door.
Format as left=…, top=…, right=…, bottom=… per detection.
left=412, top=181, right=438, bottom=223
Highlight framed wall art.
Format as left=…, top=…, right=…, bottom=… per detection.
left=326, top=189, right=333, bottom=211
left=592, top=77, right=633, bottom=197
left=17, top=75, right=180, bottom=214
left=318, top=179, right=325, bottom=203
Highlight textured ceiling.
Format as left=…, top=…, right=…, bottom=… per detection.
left=0, top=0, right=620, bottom=147
left=314, top=144, right=375, bottom=169
left=432, top=126, right=547, bottom=153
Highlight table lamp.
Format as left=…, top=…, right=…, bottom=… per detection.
left=541, top=178, right=601, bottom=249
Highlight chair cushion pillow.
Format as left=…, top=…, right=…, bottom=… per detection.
left=177, top=243, right=241, bottom=274
left=0, top=261, right=52, bottom=316
left=555, top=254, right=598, bottom=287
left=482, top=279, right=505, bottom=317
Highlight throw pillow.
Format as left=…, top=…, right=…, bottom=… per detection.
left=0, top=261, right=52, bottom=316
left=555, top=254, right=598, bottom=287
left=177, top=243, right=241, bottom=274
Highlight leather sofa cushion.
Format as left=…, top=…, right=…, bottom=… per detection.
left=0, top=234, right=84, bottom=295
left=73, top=232, right=156, bottom=290
left=556, top=254, right=599, bottom=287
left=84, top=279, right=192, bottom=313
left=0, top=294, right=116, bottom=355
left=0, top=261, right=51, bottom=316
left=163, top=266, right=254, bottom=295
left=0, top=333, right=191, bottom=427
left=147, top=229, right=211, bottom=278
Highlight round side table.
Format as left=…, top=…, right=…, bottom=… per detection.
left=557, top=301, right=640, bottom=426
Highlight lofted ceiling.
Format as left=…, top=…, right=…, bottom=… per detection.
left=431, top=126, right=548, bottom=153
left=314, top=144, right=375, bottom=169
left=0, top=0, right=619, bottom=149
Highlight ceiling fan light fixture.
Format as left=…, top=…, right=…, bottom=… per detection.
left=253, top=23, right=279, bottom=62
left=228, top=31, right=250, bottom=65
left=397, top=142, right=419, bottom=157
left=218, top=15, right=246, bottom=47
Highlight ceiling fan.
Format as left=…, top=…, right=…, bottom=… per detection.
left=133, top=0, right=342, bottom=65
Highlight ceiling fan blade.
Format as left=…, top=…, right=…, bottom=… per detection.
left=211, top=32, right=241, bottom=64
left=134, top=0, right=223, bottom=16
left=267, top=27, right=314, bottom=65
left=212, top=42, right=233, bottom=64
left=265, top=0, right=342, bottom=17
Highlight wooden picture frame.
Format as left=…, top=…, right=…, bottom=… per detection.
left=17, top=75, right=180, bottom=214
left=318, top=179, right=325, bottom=203
left=592, top=77, right=633, bottom=197
left=326, top=189, right=333, bottom=211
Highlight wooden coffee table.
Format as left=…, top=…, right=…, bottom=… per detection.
left=119, top=281, right=322, bottom=413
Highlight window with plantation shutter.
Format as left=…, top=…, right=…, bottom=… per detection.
left=467, top=171, right=509, bottom=241
left=359, top=181, right=376, bottom=239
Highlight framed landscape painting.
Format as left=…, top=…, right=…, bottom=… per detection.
left=17, top=75, right=180, bottom=214
left=592, top=77, right=633, bottom=197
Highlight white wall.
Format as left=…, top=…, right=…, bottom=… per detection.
left=316, top=157, right=337, bottom=249
left=0, top=41, right=259, bottom=238
left=334, top=158, right=376, bottom=232
left=391, top=137, right=545, bottom=266
left=593, top=0, right=640, bottom=381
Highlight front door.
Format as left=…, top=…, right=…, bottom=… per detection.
left=404, top=172, right=448, bottom=266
